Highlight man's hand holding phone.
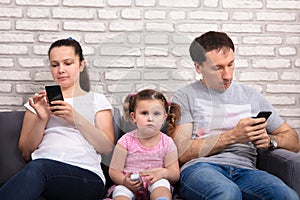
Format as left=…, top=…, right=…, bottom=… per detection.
left=252, top=111, right=272, bottom=126
left=251, top=111, right=272, bottom=149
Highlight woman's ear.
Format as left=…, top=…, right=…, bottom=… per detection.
left=194, top=62, right=202, bottom=74
left=79, top=60, right=86, bottom=72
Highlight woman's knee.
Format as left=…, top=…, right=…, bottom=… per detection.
left=22, top=159, right=46, bottom=176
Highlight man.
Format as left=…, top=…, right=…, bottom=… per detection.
left=172, top=31, right=299, bottom=199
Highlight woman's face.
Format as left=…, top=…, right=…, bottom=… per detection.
left=49, top=46, right=84, bottom=89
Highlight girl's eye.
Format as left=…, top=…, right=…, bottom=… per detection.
left=51, top=64, right=58, bottom=67
left=154, top=112, right=161, bottom=116
left=141, top=111, right=148, bottom=115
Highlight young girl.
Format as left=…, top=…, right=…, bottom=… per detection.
left=0, top=38, right=114, bottom=200
left=109, top=89, right=181, bottom=200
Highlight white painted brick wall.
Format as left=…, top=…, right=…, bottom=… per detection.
left=63, top=0, right=104, bottom=7
left=145, top=10, right=166, bottom=20
left=159, top=0, right=199, bottom=7
left=27, top=8, right=50, bottom=18
left=0, top=0, right=299, bottom=134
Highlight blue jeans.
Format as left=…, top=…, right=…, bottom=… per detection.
left=0, top=158, right=104, bottom=200
left=179, top=162, right=299, bottom=200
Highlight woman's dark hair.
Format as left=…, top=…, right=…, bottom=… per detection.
left=48, top=38, right=90, bottom=92
left=189, top=31, right=235, bottom=65
left=129, top=89, right=181, bottom=136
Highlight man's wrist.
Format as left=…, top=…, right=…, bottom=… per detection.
left=268, top=135, right=278, bottom=151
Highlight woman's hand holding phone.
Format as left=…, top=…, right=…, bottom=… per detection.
left=45, top=85, right=64, bottom=112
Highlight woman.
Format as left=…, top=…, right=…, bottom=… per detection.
left=0, top=38, right=114, bottom=200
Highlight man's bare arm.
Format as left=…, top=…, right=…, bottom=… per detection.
left=171, top=123, right=235, bottom=165
left=171, top=117, right=271, bottom=165
left=269, top=122, right=299, bottom=152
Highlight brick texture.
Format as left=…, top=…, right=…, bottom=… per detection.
left=0, top=0, right=299, bottom=135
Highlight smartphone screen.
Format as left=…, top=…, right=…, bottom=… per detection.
left=252, top=111, right=272, bottom=125
left=45, top=85, right=64, bottom=107
left=253, top=111, right=272, bottom=120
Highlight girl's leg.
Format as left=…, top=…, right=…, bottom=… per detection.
left=114, top=196, right=130, bottom=200
left=149, top=178, right=172, bottom=200
left=150, top=187, right=171, bottom=200
left=112, top=185, right=134, bottom=200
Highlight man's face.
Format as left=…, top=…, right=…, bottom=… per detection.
left=195, top=47, right=235, bottom=91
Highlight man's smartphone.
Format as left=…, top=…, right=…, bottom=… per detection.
left=45, top=85, right=64, bottom=110
left=252, top=111, right=272, bottom=125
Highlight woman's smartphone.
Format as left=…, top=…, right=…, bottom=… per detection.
left=45, top=85, right=64, bottom=110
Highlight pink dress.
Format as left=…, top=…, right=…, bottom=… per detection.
left=119, top=129, right=177, bottom=175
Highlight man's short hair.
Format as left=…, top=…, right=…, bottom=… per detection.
left=189, top=31, right=234, bottom=64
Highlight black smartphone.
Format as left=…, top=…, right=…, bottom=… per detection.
left=45, top=85, right=64, bottom=109
left=253, top=111, right=272, bottom=125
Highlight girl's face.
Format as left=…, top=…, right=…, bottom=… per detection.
left=131, top=99, right=167, bottom=137
left=49, top=46, right=84, bottom=89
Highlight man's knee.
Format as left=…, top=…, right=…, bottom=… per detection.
left=179, top=181, right=242, bottom=200
left=211, top=184, right=242, bottom=200
left=271, top=186, right=299, bottom=200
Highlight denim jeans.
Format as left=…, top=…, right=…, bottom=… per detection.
left=179, top=162, right=299, bottom=200
left=0, top=158, right=104, bottom=200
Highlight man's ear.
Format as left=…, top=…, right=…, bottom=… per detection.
left=194, top=62, right=202, bottom=74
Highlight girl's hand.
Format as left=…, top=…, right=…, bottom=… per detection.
left=29, top=91, right=50, bottom=121
left=122, top=174, right=143, bottom=192
left=140, top=168, right=164, bottom=185
left=50, top=100, right=76, bottom=125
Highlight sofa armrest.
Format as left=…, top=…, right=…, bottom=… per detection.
left=257, top=149, right=300, bottom=195
left=0, top=111, right=27, bottom=187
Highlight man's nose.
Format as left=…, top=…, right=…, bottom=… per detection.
left=222, top=67, right=231, bottom=80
